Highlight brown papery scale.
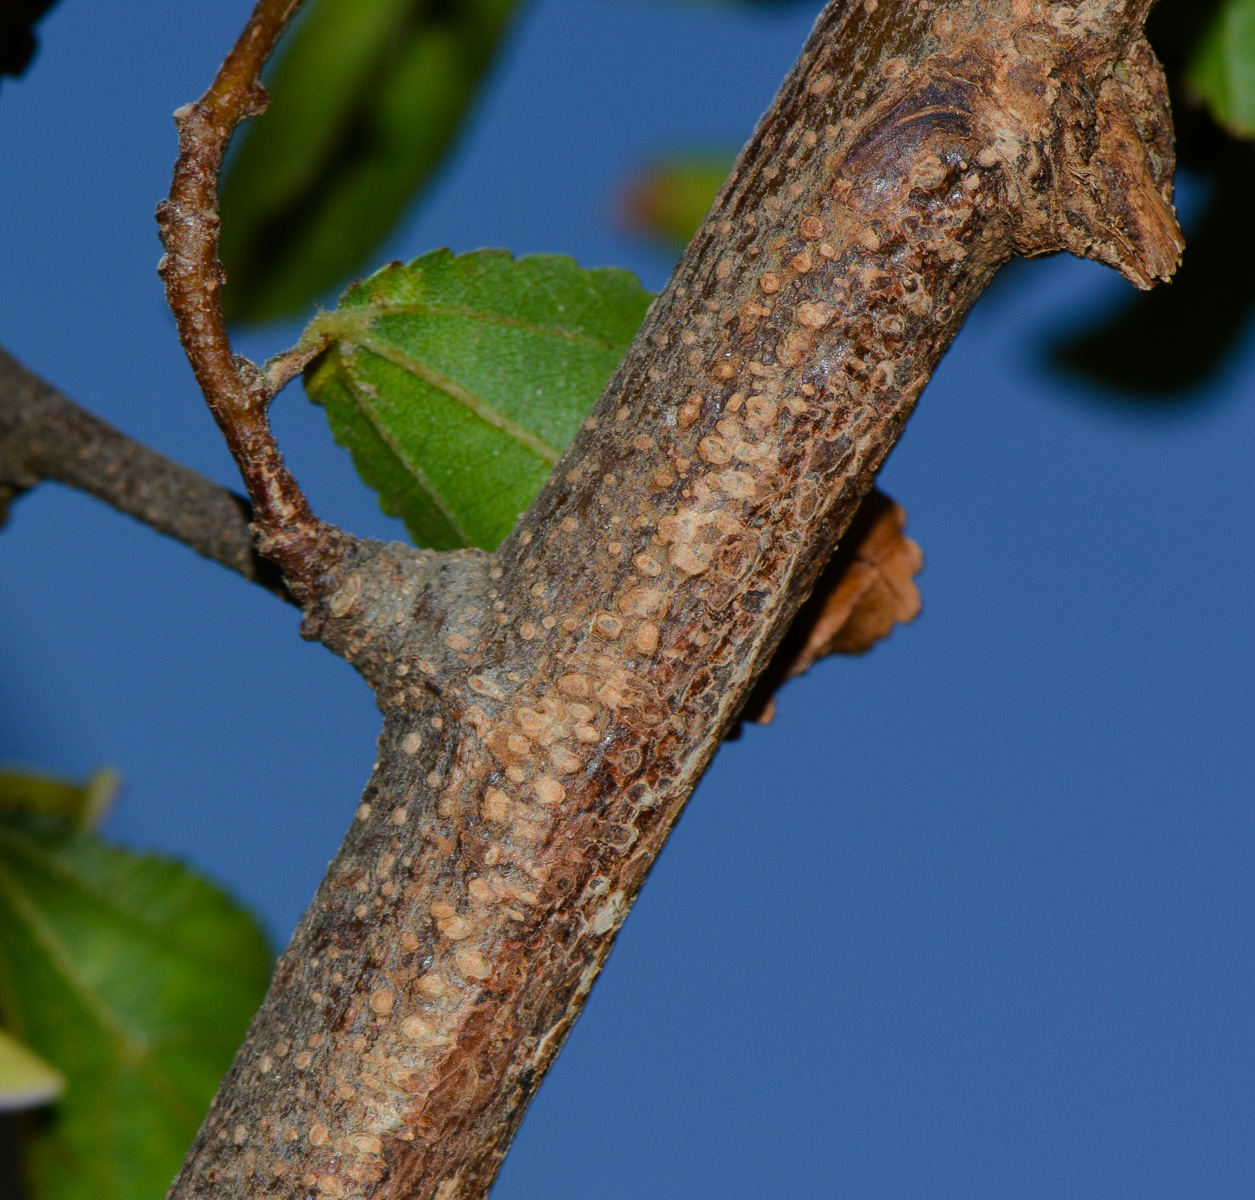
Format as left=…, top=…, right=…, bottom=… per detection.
left=162, top=1, right=1182, bottom=1197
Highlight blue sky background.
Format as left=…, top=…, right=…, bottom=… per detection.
left=2, top=1, right=1254, bottom=1196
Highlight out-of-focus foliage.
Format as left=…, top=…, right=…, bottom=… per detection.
left=619, top=153, right=734, bottom=246
left=217, top=0, right=818, bottom=324
left=0, top=772, right=272, bottom=1200
left=1187, top=0, right=1255, bottom=138
left=0, top=767, right=118, bottom=830
left=220, top=0, right=519, bottom=324
left=0, top=1027, right=63, bottom=1113
left=0, top=0, right=59, bottom=80
left=304, top=249, right=652, bottom=550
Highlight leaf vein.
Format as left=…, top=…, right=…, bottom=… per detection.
left=348, top=335, right=563, bottom=465
left=0, top=858, right=144, bottom=1059
left=335, top=356, right=476, bottom=547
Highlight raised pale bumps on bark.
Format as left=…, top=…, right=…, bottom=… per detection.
left=155, top=2, right=1182, bottom=1198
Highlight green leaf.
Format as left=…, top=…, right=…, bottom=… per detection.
left=303, top=248, right=654, bottom=550
left=0, top=1027, right=63, bottom=1112
left=619, top=152, right=734, bottom=246
left=0, top=767, right=120, bottom=829
left=0, top=815, right=272, bottom=1200
left=220, top=0, right=519, bottom=323
left=1186, top=0, right=1255, bottom=138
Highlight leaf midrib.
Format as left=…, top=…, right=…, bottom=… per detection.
left=335, top=350, right=476, bottom=547
left=347, top=334, right=565, bottom=468
left=0, top=856, right=147, bottom=1060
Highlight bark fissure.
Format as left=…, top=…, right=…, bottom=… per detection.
left=161, top=2, right=1181, bottom=1199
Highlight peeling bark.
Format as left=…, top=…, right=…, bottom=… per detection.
left=166, top=2, right=1183, bottom=1198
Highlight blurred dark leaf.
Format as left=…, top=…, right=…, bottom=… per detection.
left=1053, top=0, right=1255, bottom=401
left=220, top=0, right=519, bottom=324
left=0, top=767, right=119, bottom=830
left=0, top=1, right=59, bottom=80
left=1054, top=138, right=1255, bottom=398
left=304, top=248, right=653, bottom=550
left=0, top=814, right=272, bottom=1200
left=1148, top=0, right=1224, bottom=63
left=1186, top=0, right=1255, bottom=138
left=619, top=153, right=734, bottom=247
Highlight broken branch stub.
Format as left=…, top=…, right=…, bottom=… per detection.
left=164, top=3, right=1182, bottom=1200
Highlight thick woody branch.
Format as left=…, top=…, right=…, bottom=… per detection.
left=155, top=0, right=339, bottom=595
left=0, top=345, right=289, bottom=596
left=165, top=3, right=1182, bottom=1200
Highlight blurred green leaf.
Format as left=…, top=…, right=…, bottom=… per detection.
left=0, top=1027, right=63, bottom=1113
left=619, top=153, right=734, bottom=246
left=304, top=248, right=653, bottom=550
left=220, top=0, right=519, bottom=324
left=1187, top=0, right=1255, bottom=138
left=0, top=815, right=272, bottom=1200
left=0, top=767, right=119, bottom=830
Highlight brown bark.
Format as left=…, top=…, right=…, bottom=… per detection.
left=0, top=345, right=288, bottom=596
left=156, top=0, right=337, bottom=590
left=163, top=2, right=1183, bottom=1198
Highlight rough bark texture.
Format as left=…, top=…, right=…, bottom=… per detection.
left=0, top=346, right=287, bottom=594
left=741, top=488, right=923, bottom=725
left=156, top=0, right=336, bottom=590
left=166, top=2, right=1182, bottom=1199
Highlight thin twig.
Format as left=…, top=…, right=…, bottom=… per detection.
left=260, top=336, right=333, bottom=396
left=0, top=346, right=292, bottom=598
left=155, top=0, right=338, bottom=593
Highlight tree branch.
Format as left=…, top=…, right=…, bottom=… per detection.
left=163, top=2, right=1183, bottom=1199
left=0, top=345, right=290, bottom=597
left=155, top=0, right=338, bottom=593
